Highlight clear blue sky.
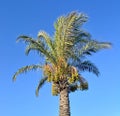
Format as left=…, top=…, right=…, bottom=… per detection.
left=0, top=0, right=120, bottom=116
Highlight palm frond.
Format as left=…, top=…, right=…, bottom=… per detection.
left=78, top=75, right=88, bottom=90
left=95, top=41, right=112, bottom=49
left=54, top=12, right=88, bottom=59
left=17, top=35, right=57, bottom=65
left=25, top=44, right=35, bottom=55
left=13, top=65, right=42, bottom=81
left=77, top=60, right=100, bottom=76
left=38, top=31, right=53, bottom=51
left=54, top=16, right=65, bottom=57
left=17, top=35, right=35, bottom=43
left=17, top=35, right=48, bottom=54
left=69, top=83, right=78, bottom=92
left=25, top=44, right=44, bottom=56
left=73, top=30, right=91, bottom=45
left=64, top=12, right=88, bottom=40
left=80, top=82, right=88, bottom=90
left=77, top=40, right=111, bottom=57
left=37, top=31, right=57, bottom=63
left=36, top=76, right=48, bottom=96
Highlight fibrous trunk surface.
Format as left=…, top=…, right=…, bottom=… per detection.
left=59, top=88, right=70, bottom=116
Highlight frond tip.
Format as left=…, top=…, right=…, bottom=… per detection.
left=98, top=42, right=112, bottom=49
left=36, top=77, right=48, bottom=96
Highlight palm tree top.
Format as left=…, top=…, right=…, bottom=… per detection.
left=13, top=11, right=111, bottom=96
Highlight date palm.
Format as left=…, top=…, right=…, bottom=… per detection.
left=13, top=12, right=111, bottom=116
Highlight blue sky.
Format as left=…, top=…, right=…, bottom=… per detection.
left=0, top=0, right=120, bottom=116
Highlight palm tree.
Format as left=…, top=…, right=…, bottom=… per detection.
left=13, top=11, right=111, bottom=116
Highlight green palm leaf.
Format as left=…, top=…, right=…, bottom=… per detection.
left=13, top=65, right=42, bottom=81
left=36, top=76, right=48, bottom=96
left=69, top=83, right=78, bottom=92
left=76, top=60, right=100, bottom=76
left=17, top=35, right=56, bottom=64
left=78, top=75, right=88, bottom=90
left=54, top=12, right=88, bottom=59
left=17, top=35, right=48, bottom=55
left=38, top=31, right=54, bottom=51
left=77, top=40, right=111, bottom=57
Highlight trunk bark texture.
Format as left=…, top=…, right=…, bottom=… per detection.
left=59, top=88, right=70, bottom=116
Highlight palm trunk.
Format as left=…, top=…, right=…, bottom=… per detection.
left=59, top=87, right=70, bottom=116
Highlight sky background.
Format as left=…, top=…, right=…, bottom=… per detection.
left=0, top=0, right=120, bottom=116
